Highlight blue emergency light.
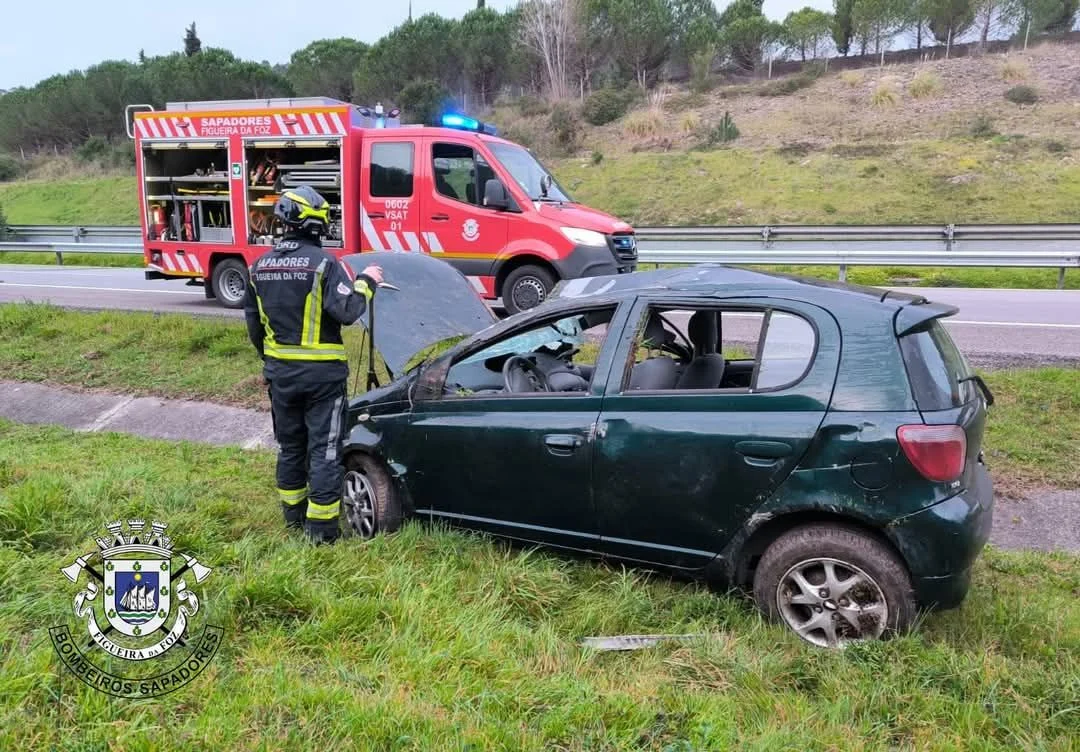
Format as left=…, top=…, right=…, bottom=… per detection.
left=440, top=112, right=499, bottom=136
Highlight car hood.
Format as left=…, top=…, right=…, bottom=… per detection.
left=535, top=202, right=633, bottom=234
left=340, top=251, right=497, bottom=376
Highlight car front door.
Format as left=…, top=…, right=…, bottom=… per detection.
left=403, top=302, right=628, bottom=552
left=420, top=137, right=508, bottom=281
left=592, top=297, right=841, bottom=569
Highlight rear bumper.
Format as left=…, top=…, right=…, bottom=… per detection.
left=887, top=462, right=994, bottom=610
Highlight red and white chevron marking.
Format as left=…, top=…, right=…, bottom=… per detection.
left=270, top=111, right=347, bottom=137
left=155, top=252, right=204, bottom=276
left=135, top=111, right=347, bottom=139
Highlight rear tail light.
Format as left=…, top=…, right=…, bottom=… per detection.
left=897, top=424, right=967, bottom=482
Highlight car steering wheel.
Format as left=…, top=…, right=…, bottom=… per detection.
left=502, top=355, right=551, bottom=393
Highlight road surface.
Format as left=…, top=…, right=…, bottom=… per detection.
left=1, top=265, right=1078, bottom=366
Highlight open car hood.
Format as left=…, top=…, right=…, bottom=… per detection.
left=340, top=251, right=497, bottom=376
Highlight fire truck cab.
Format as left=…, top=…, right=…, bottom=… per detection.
left=126, top=97, right=637, bottom=314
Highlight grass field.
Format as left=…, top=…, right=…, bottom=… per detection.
left=1, top=303, right=1077, bottom=492
left=0, top=420, right=1077, bottom=750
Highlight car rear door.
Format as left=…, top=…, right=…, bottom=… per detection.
left=361, top=136, right=422, bottom=251
left=591, top=297, right=841, bottom=569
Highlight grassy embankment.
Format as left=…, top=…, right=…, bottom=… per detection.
left=0, top=419, right=1077, bottom=750
left=0, top=303, right=1076, bottom=492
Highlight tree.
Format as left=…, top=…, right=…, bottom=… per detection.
left=354, top=14, right=463, bottom=104
left=833, top=0, right=857, bottom=53
left=288, top=38, right=368, bottom=101
left=1045, top=0, right=1079, bottom=31
left=671, top=0, right=723, bottom=64
left=398, top=79, right=451, bottom=124
left=925, top=0, right=976, bottom=52
left=517, top=0, right=579, bottom=100
left=1002, top=0, right=1066, bottom=47
left=852, top=0, right=912, bottom=63
left=719, top=0, right=777, bottom=72
left=184, top=23, right=201, bottom=57
left=783, top=7, right=835, bottom=60
left=972, top=0, right=1004, bottom=46
left=608, top=0, right=675, bottom=88
left=458, top=8, right=513, bottom=105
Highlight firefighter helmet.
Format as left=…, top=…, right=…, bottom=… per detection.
left=274, top=185, right=330, bottom=236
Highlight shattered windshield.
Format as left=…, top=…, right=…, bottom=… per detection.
left=459, top=315, right=585, bottom=365
left=487, top=142, right=573, bottom=202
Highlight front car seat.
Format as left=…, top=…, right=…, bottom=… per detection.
left=628, top=312, right=681, bottom=390
left=675, top=310, right=726, bottom=389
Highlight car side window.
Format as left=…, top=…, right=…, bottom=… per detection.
left=370, top=142, right=414, bottom=198
left=432, top=143, right=496, bottom=207
left=622, top=305, right=816, bottom=393
left=443, top=306, right=616, bottom=398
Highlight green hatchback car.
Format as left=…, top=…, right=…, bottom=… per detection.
left=339, top=252, right=995, bottom=648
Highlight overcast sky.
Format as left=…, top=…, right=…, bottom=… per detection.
left=2, top=0, right=830, bottom=90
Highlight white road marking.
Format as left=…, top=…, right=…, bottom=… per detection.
left=0, top=282, right=203, bottom=296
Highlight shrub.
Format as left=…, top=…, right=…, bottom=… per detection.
left=0, top=202, right=9, bottom=238
left=999, top=58, right=1030, bottom=82
left=590, top=150, right=603, bottom=165
left=75, top=136, right=108, bottom=164
left=399, top=79, right=451, bottom=124
left=547, top=103, right=580, bottom=153
left=840, top=70, right=863, bottom=87
left=969, top=113, right=998, bottom=139
left=582, top=87, right=633, bottom=126
left=689, top=49, right=716, bottom=93
left=908, top=71, right=942, bottom=99
left=758, top=72, right=816, bottom=97
left=0, top=153, right=21, bottom=182
left=704, top=111, right=740, bottom=147
left=1045, top=139, right=1068, bottom=153
left=870, top=81, right=899, bottom=108
left=1004, top=85, right=1038, bottom=105
left=623, top=110, right=663, bottom=138
left=517, top=95, right=550, bottom=117
left=680, top=112, right=702, bottom=134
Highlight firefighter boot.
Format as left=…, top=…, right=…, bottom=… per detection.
left=304, top=514, right=340, bottom=545
left=278, top=488, right=308, bottom=530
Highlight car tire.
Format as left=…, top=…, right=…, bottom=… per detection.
left=502, top=264, right=556, bottom=316
left=752, top=523, right=916, bottom=648
left=211, top=258, right=248, bottom=309
left=342, top=453, right=401, bottom=540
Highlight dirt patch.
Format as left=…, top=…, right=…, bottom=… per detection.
left=989, top=490, right=1080, bottom=553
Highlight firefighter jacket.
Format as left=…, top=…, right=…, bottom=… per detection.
left=243, top=233, right=375, bottom=383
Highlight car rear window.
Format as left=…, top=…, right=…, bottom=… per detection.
left=899, top=320, right=978, bottom=411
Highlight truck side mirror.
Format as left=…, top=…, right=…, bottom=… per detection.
left=483, top=179, right=510, bottom=211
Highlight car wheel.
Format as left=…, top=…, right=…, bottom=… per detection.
left=342, top=453, right=401, bottom=540
left=752, top=523, right=916, bottom=648
left=211, top=258, right=248, bottom=309
left=502, top=264, right=556, bottom=315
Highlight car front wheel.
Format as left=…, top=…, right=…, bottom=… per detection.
left=342, top=453, right=401, bottom=540
left=501, top=264, right=556, bottom=316
left=752, top=523, right=916, bottom=648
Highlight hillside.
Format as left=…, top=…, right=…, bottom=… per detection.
left=1, top=44, right=1078, bottom=229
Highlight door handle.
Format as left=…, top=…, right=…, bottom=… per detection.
left=735, top=441, right=792, bottom=459
left=431, top=214, right=450, bottom=221
left=544, top=434, right=583, bottom=456
left=367, top=211, right=385, bottom=219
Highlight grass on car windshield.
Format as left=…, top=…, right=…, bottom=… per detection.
left=0, top=420, right=1077, bottom=750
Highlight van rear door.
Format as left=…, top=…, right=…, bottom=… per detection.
left=361, top=137, right=421, bottom=252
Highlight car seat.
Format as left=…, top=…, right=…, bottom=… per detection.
left=675, top=311, right=726, bottom=389
left=627, top=312, right=681, bottom=390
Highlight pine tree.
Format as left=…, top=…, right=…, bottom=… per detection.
left=184, top=22, right=202, bottom=56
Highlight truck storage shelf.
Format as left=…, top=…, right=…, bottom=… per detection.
left=145, top=176, right=230, bottom=183
left=276, top=163, right=341, bottom=170
left=147, top=195, right=231, bottom=202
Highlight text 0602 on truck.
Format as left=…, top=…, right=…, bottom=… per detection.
left=126, top=97, right=637, bottom=313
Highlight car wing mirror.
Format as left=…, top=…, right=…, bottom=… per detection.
left=483, top=179, right=512, bottom=211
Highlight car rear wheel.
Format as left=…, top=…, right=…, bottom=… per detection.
left=752, top=523, right=916, bottom=648
left=342, top=453, right=401, bottom=540
left=502, top=264, right=556, bottom=316
left=211, top=258, right=248, bottom=309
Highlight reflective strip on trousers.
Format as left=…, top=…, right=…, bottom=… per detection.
left=278, top=487, right=307, bottom=506
left=325, top=395, right=344, bottom=462
left=306, top=499, right=340, bottom=520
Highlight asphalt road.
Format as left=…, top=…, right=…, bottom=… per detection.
left=2, top=264, right=1079, bottom=366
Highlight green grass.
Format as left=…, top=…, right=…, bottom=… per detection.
left=0, top=251, right=143, bottom=267
left=1, top=304, right=1077, bottom=492
left=0, top=175, right=137, bottom=224
left=0, top=420, right=1077, bottom=750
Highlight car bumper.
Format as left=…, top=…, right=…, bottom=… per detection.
left=552, top=243, right=636, bottom=280
left=887, top=462, right=994, bottom=610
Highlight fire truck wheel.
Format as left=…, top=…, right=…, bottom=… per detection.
left=211, top=258, right=249, bottom=309
left=342, top=453, right=402, bottom=540
left=502, top=264, right=556, bottom=316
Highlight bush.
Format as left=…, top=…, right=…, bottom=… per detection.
left=0, top=153, right=21, bottom=182
left=969, top=113, right=998, bottom=139
left=871, top=81, right=899, bottom=108
left=517, top=95, right=550, bottom=117
left=999, top=58, right=1030, bottom=82
left=680, top=112, right=702, bottom=134
left=75, top=136, right=108, bottom=164
left=547, top=103, right=580, bottom=153
left=1045, top=139, right=1068, bottom=153
left=908, top=71, right=942, bottom=99
left=758, top=72, right=817, bottom=97
left=0, top=202, right=9, bottom=237
left=582, top=88, right=633, bottom=126
left=623, top=110, right=663, bottom=138
left=590, top=150, right=603, bottom=165
left=839, top=70, right=863, bottom=87
left=1004, top=85, right=1038, bottom=105
left=704, top=111, right=740, bottom=147
left=689, top=49, right=716, bottom=94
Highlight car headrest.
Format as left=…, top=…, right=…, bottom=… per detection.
left=687, top=310, right=719, bottom=355
left=643, top=312, right=674, bottom=349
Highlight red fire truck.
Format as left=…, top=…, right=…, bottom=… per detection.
left=126, top=97, right=637, bottom=314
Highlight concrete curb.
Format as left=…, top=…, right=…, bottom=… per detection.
left=0, top=380, right=276, bottom=450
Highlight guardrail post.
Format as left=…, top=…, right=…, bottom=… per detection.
left=1058, top=267, right=1066, bottom=290
left=838, top=264, right=847, bottom=282
left=944, top=223, right=955, bottom=253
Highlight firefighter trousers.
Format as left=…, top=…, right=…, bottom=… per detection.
left=267, top=378, right=348, bottom=532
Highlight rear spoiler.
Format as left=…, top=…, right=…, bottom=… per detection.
left=893, top=300, right=960, bottom=337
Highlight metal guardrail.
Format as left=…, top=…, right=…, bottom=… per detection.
left=2, top=223, right=1078, bottom=287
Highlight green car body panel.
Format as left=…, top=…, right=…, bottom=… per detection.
left=340, top=255, right=994, bottom=614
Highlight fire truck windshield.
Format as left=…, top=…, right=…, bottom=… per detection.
left=487, top=142, right=572, bottom=203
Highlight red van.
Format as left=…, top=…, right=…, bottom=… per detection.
left=127, top=97, right=637, bottom=313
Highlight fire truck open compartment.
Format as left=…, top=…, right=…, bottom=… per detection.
left=244, top=139, right=344, bottom=249
left=141, top=142, right=233, bottom=244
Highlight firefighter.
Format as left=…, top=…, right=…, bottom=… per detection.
left=243, top=185, right=383, bottom=545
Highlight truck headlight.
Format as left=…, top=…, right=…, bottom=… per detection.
left=560, top=227, right=607, bottom=247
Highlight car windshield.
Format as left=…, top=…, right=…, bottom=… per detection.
left=487, top=142, right=573, bottom=202
left=459, top=315, right=585, bottom=365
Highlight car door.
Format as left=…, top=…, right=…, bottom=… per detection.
left=362, top=137, right=422, bottom=251
left=403, top=301, right=629, bottom=552
left=420, top=137, right=508, bottom=278
left=592, top=297, right=841, bottom=570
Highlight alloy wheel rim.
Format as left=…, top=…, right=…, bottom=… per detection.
left=775, top=557, right=888, bottom=648
left=342, top=470, right=376, bottom=539
left=512, top=277, right=546, bottom=310
left=222, top=268, right=246, bottom=303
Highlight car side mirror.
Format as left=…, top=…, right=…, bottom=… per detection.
left=483, top=179, right=510, bottom=211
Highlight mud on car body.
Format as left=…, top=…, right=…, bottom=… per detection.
left=337, top=252, right=995, bottom=648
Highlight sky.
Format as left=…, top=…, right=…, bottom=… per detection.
left=1, top=0, right=830, bottom=91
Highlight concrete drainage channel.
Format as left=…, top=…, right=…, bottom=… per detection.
left=0, top=379, right=1077, bottom=554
